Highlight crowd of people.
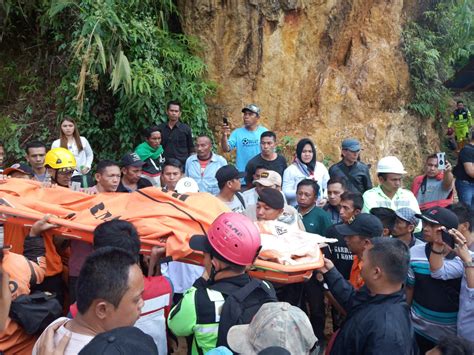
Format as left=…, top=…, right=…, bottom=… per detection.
left=0, top=100, right=473, bottom=354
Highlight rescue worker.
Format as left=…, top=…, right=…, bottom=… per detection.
left=448, top=100, right=472, bottom=150
left=44, top=147, right=77, bottom=187
left=167, top=213, right=277, bottom=354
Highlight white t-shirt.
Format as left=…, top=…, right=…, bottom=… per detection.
left=161, top=262, right=204, bottom=294
left=32, top=317, right=94, bottom=355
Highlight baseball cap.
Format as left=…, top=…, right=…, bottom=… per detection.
left=341, top=138, right=361, bottom=152
left=227, top=302, right=317, bottom=355
left=3, top=163, right=34, bottom=176
left=253, top=170, right=282, bottom=187
left=335, top=213, right=383, bottom=238
left=415, top=207, right=459, bottom=230
left=216, top=165, right=245, bottom=185
left=121, top=152, right=145, bottom=168
left=257, top=187, right=284, bottom=210
left=242, top=104, right=261, bottom=115
left=78, top=326, right=157, bottom=354
left=395, top=207, right=419, bottom=226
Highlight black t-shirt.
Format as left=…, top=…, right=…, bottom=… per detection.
left=325, top=224, right=353, bottom=280
left=116, top=177, right=152, bottom=192
left=245, top=154, right=287, bottom=186
left=157, top=121, right=194, bottom=165
left=455, top=143, right=474, bottom=182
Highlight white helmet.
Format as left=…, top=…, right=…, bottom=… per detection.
left=175, top=177, right=199, bottom=193
left=376, top=156, right=407, bottom=174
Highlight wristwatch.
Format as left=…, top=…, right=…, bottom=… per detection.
left=463, top=261, right=474, bottom=268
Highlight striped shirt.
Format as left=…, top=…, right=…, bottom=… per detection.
left=407, top=243, right=461, bottom=342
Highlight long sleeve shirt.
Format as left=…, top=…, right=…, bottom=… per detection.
left=431, top=252, right=474, bottom=343
left=52, top=137, right=94, bottom=176
left=185, top=153, right=227, bottom=195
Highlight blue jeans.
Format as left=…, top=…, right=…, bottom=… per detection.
left=455, top=179, right=474, bottom=208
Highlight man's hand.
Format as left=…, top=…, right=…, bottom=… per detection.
left=431, top=226, right=446, bottom=251
left=445, top=160, right=452, bottom=172
left=221, top=123, right=231, bottom=138
left=36, top=319, right=70, bottom=355
left=449, top=228, right=472, bottom=263
left=30, top=214, right=59, bottom=236
left=318, top=258, right=334, bottom=274
left=146, top=246, right=165, bottom=277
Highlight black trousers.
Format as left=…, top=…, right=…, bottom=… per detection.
left=32, top=273, right=65, bottom=306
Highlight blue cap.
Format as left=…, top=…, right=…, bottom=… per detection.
left=395, top=208, right=419, bottom=226
left=342, top=138, right=361, bottom=152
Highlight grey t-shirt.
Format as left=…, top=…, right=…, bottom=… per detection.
left=225, top=194, right=246, bottom=214
left=416, top=178, right=451, bottom=205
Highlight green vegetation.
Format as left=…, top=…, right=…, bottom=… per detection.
left=0, top=0, right=214, bottom=162
left=402, top=0, right=474, bottom=119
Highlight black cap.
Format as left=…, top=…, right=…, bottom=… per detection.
left=78, top=327, right=157, bottom=354
left=335, top=213, right=383, bottom=238
left=3, top=163, right=34, bottom=176
left=189, top=235, right=212, bottom=253
left=215, top=165, right=245, bottom=185
left=121, top=153, right=145, bottom=168
left=416, top=207, right=459, bottom=230
left=257, top=187, right=284, bottom=210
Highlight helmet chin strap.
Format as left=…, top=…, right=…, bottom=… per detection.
left=208, top=257, right=232, bottom=284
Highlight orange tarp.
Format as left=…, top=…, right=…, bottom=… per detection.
left=0, top=179, right=229, bottom=259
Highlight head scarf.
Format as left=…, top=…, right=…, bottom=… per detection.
left=295, top=138, right=316, bottom=173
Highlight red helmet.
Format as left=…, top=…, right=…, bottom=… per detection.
left=189, top=213, right=261, bottom=266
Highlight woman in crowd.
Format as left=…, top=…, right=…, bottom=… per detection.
left=135, top=126, right=166, bottom=186
left=51, top=117, right=94, bottom=187
left=282, top=138, right=329, bottom=206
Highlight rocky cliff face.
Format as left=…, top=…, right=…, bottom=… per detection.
left=177, top=0, right=439, bottom=177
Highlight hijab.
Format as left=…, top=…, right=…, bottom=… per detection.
left=295, top=138, right=316, bottom=173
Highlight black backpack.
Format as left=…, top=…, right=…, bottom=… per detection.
left=210, top=279, right=277, bottom=349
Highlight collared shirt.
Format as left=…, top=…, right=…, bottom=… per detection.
left=362, top=186, right=422, bottom=232
left=349, top=255, right=364, bottom=290
left=185, top=153, right=227, bottom=195
left=157, top=121, right=194, bottom=165
left=431, top=252, right=474, bottom=343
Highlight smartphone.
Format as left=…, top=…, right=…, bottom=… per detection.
left=441, top=230, right=455, bottom=249
left=437, top=152, right=446, bottom=170
left=223, top=117, right=229, bottom=125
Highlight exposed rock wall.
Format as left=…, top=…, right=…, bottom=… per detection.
left=177, top=0, right=439, bottom=176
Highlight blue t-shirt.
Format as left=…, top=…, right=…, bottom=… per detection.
left=227, top=125, right=268, bottom=172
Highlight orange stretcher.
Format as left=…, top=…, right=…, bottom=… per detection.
left=0, top=179, right=323, bottom=283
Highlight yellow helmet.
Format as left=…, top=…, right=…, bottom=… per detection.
left=44, top=147, right=77, bottom=171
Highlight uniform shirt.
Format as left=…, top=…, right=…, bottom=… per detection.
left=185, top=153, right=227, bottom=195
left=362, top=186, right=421, bottom=232
left=227, top=126, right=268, bottom=173
left=323, top=204, right=342, bottom=224
left=349, top=256, right=364, bottom=290
left=408, top=243, right=461, bottom=342
left=244, top=154, right=287, bottom=186
left=157, top=121, right=194, bottom=165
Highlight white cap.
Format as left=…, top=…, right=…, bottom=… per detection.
left=175, top=177, right=199, bottom=193
left=376, top=156, right=407, bottom=174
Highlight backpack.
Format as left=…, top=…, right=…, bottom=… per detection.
left=210, top=278, right=277, bottom=348
left=9, top=291, right=62, bottom=334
